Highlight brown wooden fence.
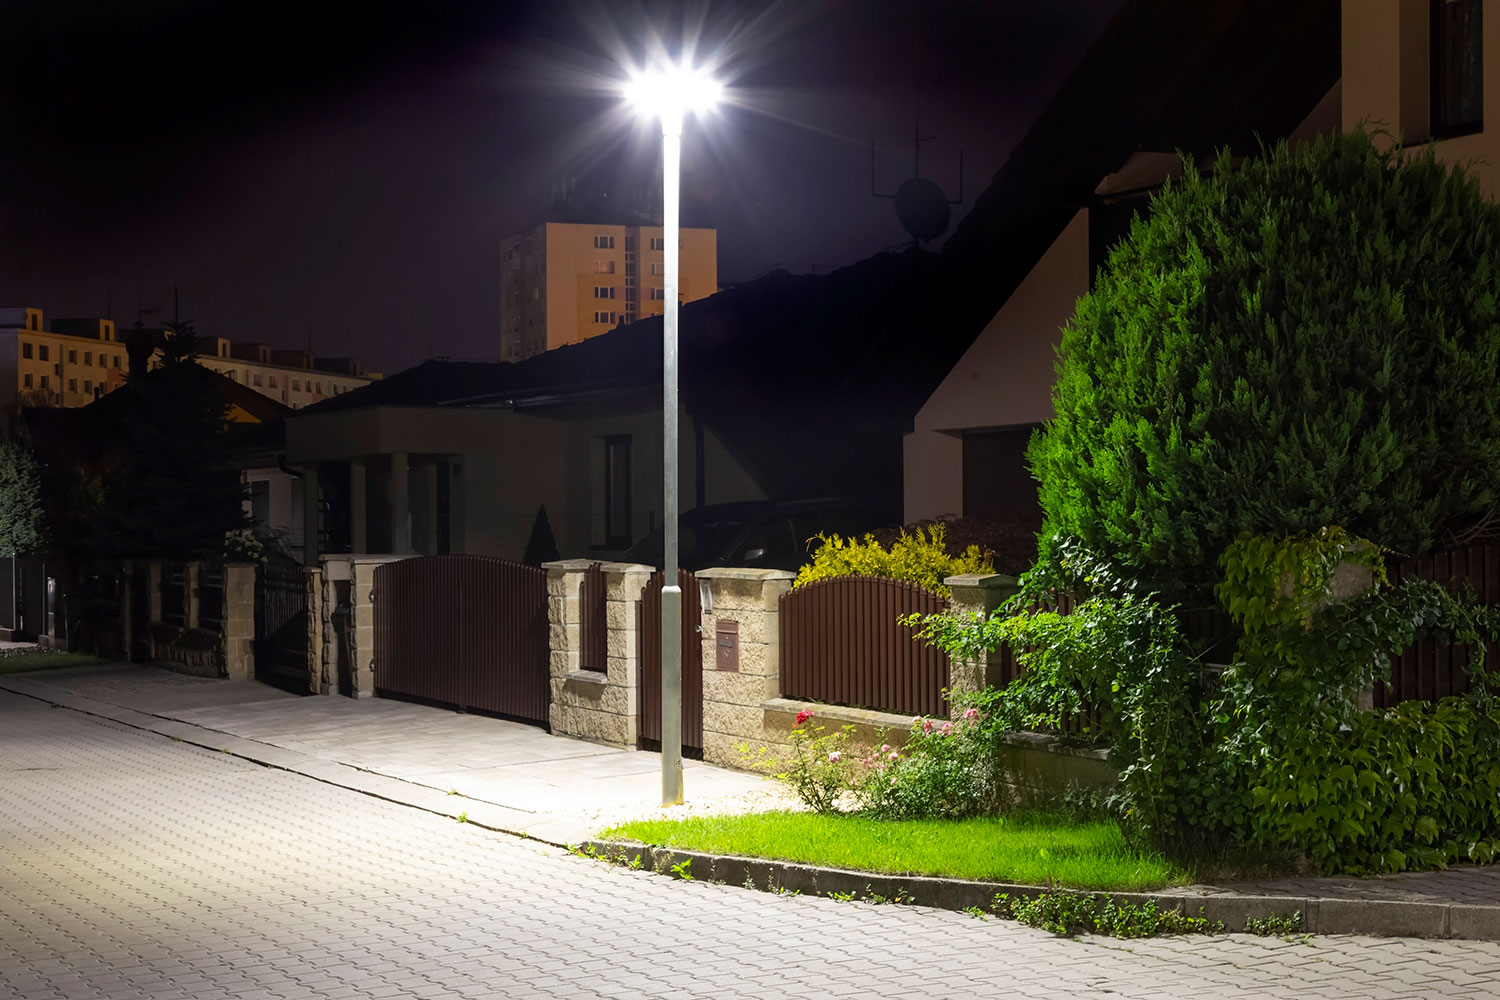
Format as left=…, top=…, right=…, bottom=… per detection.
left=637, top=568, right=703, bottom=752
left=1378, top=542, right=1500, bottom=707
left=373, top=555, right=549, bottom=726
left=580, top=561, right=607, bottom=672
left=779, top=575, right=950, bottom=718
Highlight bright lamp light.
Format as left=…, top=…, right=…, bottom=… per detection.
left=624, top=63, right=722, bottom=133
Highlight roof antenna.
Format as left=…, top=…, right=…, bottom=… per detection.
left=871, top=102, right=964, bottom=245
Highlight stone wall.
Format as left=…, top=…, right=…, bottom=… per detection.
left=694, top=569, right=795, bottom=768
left=313, top=554, right=403, bottom=698
left=544, top=559, right=654, bottom=748
left=148, top=560, right=256, bottom=681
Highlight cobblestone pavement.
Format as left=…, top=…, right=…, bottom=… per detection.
left=4, top=690, right=1500, bottom=999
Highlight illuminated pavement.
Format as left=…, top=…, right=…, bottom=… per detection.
left=3, top=689, right=1500, bottom=1000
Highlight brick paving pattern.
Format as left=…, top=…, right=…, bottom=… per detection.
left=3, top=689, right=1500, bottom=999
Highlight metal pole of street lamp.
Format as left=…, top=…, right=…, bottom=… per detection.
left=660, top=108, right=684, bottom=807
left=625, top=63, right=719, bottom=807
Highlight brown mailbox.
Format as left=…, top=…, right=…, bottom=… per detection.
left=715, top=619, right=739, bottom=672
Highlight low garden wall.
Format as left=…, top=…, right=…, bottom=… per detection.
left=134, top=560, right=256, bottom=680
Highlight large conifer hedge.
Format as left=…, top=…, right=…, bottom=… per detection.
left=1030, top=130, right=1500, bottom=587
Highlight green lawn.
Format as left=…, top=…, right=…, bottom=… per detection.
left=0, top=650, right=109, bottom=675
left=600, top=810, right=1190, bottom=892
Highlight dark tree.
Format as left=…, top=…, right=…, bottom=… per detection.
left=0, top=440, right=48, bottom=557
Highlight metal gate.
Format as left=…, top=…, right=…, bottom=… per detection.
left=255, top=548, right=309, bottom=693
left=373, top=555, right=549, bottom=726
left=637, top=568, right=703, bottom=754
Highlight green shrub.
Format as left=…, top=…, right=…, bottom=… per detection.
left=1030, top=129, right=1500, bottom=591
left=1252, top=696, right=1500, bottom=875
left=859, top=709, right=1000, bottom=820
left=992, top=891, right=1223, bottom=938
left=741, top=710, right=862, bottom=814
left=794, top=524, right=993, bottom=597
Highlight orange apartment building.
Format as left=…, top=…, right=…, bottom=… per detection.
left=499, top=221, right=717, bottom=361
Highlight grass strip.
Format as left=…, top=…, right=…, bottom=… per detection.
left=0, top=651, right=109, bottom=675
left=600, top=810, right=1189, bottom=892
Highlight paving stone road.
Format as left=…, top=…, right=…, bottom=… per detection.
left=4, top=689, right=1500, bottom=1000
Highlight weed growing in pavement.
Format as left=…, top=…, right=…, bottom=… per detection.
left=992, top=890, right=1224, bottom=938
left=963, top=906, right=988, bottom=920
left=742, top=873, right=758, bottom=891
left=456, top=812, right=469, bottom=824
left=447, top=788, right=459, bottom=796
left=670, top=859, right=694, bottom=881
left=1244, top=911, right=1307, bottom=939
left=826, top=889, right=857, bottom=902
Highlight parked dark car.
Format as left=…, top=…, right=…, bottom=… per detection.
left=619, top=498, right=890, bottom=572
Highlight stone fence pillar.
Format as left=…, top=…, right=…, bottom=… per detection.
left=222, top=562, right=257, bottom=681
left=346, top=555, right=404, bottom=698
left=695, top=568, right=795, bottom=769
left=317, top=555, right=352, bottom=695
left=184, top=562, right=202, bottom=630
left=146, top=561, right=163, bottom=628
left=304, top=563, right=324, bottom=695
left=942, top=573, right=1022, bottom=713
left=543, top=559, right=654, bottom=747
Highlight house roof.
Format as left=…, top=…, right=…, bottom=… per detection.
left=299, top=0, right=1339, bottom=438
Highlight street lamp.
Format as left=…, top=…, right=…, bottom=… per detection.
left=625, top=61, right=721, bottom=807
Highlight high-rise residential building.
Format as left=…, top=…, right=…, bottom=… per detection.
left=0, top=307, right=379, bottom=413
left=499, top=222, right=717, bottom=361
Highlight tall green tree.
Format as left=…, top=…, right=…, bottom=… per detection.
left=1030, top=129, right=1500, bottom=591
left=0, top=440, right=47, bottom=557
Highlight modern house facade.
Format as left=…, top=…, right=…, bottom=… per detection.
left=904, top=0, right=1494, bottom=524
left=499, top=221, right=717, bottom=361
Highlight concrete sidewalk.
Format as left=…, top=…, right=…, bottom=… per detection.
left=3, top=661, right=1497, bottom=938
left=0, top=662, right=795, bottom=845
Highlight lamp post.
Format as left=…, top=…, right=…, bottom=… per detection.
left=625, top=62, right=721, bottom=807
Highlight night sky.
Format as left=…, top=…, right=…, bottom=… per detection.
left=0, top=0, right=1122, bottom=373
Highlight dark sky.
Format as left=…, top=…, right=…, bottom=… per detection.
left=0, top=0, right=1122, bottom=373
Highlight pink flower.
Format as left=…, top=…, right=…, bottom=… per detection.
left=888, top=751, right=899, bottom=761
left=880, top=744, right=891, bottom=753
left=911, top=716, right=923, bottom=728
left=942, top=722, right=955, bottom=737
left=963, top=707, right=980, bottom=721
left=890, top=776, right=898, bottom=786
left=827, top=750, right=842, bottom=763
left=921, top=718, right=934, bottom=735
left=795, top=710, right=813, bottom=726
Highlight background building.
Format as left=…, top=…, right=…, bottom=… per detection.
left=499, top=221, right=717, bottom=361
left=0, top=307, right=378, bottom=413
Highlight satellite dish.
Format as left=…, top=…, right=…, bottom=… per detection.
left=894, top=177, right=951, bottom=243
left=872, top=121, right=964, bottom=245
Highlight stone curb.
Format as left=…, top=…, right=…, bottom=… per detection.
left=577, top=841, right=1500, bottom=940
left=6, top=675, right=1497, bottom=941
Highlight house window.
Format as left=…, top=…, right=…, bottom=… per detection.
left=649, top=237, right=665, bottom=251
left=39, top=375, right=48, bottom=389
left=650, top=262, right=662, bottom=275
left=1433, top=0, right=1484, bottom=137
left=68, top=349, right=77, bottom=364
left=592, top=235, right=615, bottom=249
left=650, top=288, right=666, bottom=300
left=269, top=374, right=278, bottom=388
left=22, top=374, right=31, bottom=388
left=21, top=343, right=31, bottom=359
left=253, top=373, right=263, bottom=386
left=67, top=378, right=77, bottom=393
left=594, top=260, right=616, bottom=274
left=82, top=379, right=92, bottom=393
left=28, top=315, right=37, bottom=331
left=38, top=345, right=48, bottom=362
left=292, top=378, right=301, bottom=391
left=603, top=435, right=631, bottom=546
left=593, top=286, right=616, bottom=299
left=113, top=355, right=121, bottom=368
left=593, top=311, right=615, bottom=324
